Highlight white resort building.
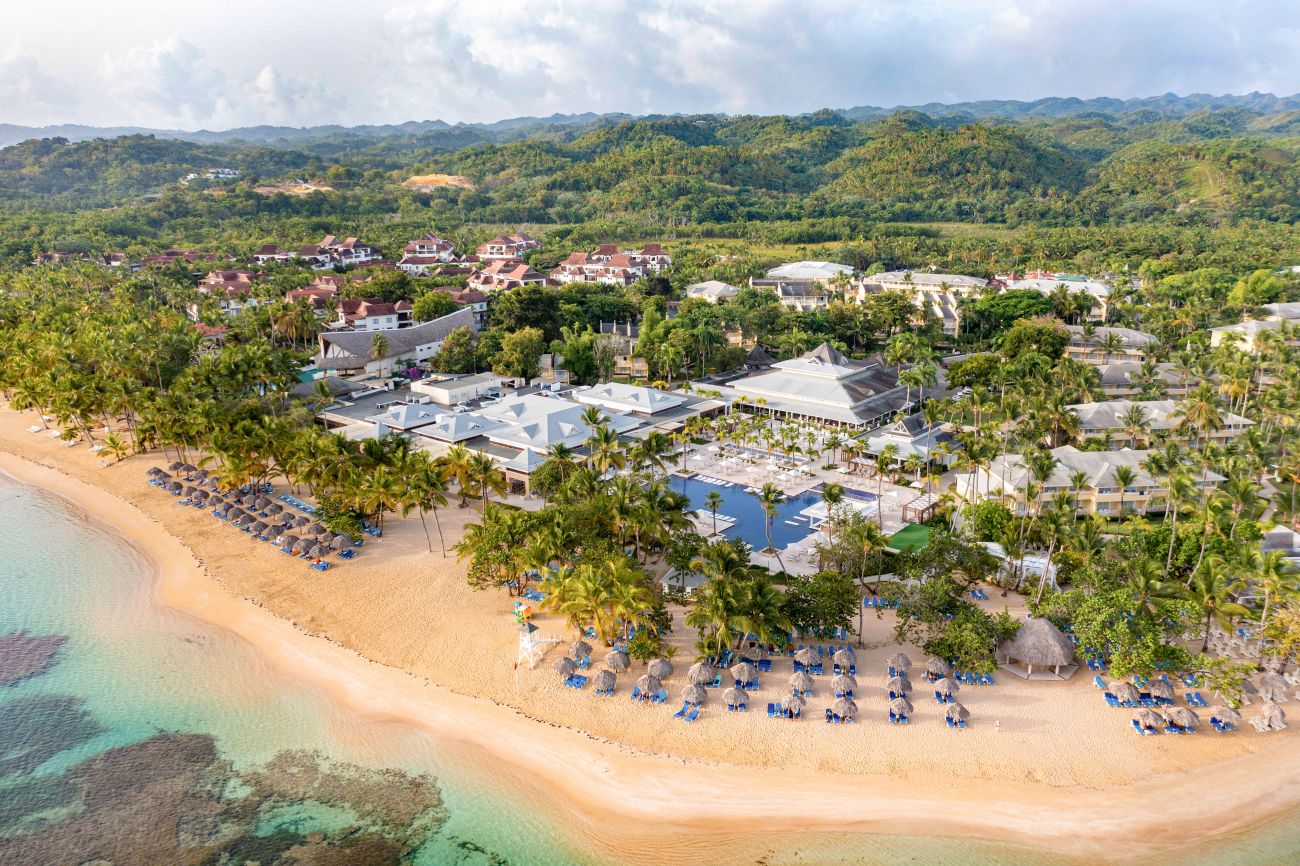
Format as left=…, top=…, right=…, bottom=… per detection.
left=1067, top=399, right=1252, bottom=447
left=855, top=271, right=989, bottom=336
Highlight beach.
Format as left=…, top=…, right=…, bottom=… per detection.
left=2, top=405, right=1299, bottom=864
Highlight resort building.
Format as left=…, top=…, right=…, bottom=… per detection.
left=1001, top=274, right=1113, bottom=321
left=315, top=308, right=474, bottom=375
left=331, top=298, right=413, bottom=332
left=189, top=269, right=268, bottom=318
left=318, top=235, right=382, bottom=267
left=696, top=342, right=912, bottom=429
left=1261, top=301, right=1300, bottom=321
left=1094, top=362, right=1189, bottom=399
left=1209, top=318, right=1300, bottom=354
left=956, top=445, right=1225, bottom=517
left=752, top=261, right=852, bottom=311
left=475, top=233, right=542, bottom=260
left=1063, top=326, right=1156, bottom=364
left=855, top=270, right=989, bottom=336
left=410, top=372, right=504, bottom=406
left=861, top=415, right=957, bottom=466
left=551, top=251, right=646, bottom=285
left=1067, top=399, right=1252, bottom=447
left=685, top=280, right=741, bottom=303
left=253, top=244, right=291, bottom=264
left=468, top=259, right=549, bottom=292
left=401, top=232, right=456, bottom=260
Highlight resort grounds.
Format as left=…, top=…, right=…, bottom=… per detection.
left=3, top=403, right=1300, bottom=863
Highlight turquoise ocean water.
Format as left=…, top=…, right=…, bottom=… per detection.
left=0, top=475, right=1296, bottom=865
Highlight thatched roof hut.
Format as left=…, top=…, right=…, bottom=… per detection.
left=687, top=661, right=717, bottom=684
left=682, top=683, right=707, bottom=705
left=890, top=697, right=913, bottom=715
left=887, top=652, right=912, bottom=671
left=1000, top=618, right=1076, bottom=678
left=832, top=697, right=858, bottom=720
left=554, top=657, right=577, bottom=677
left=635, top=674, right=662, bottom=695
left=593, top=669, right=616, bottom=693
left=604, top=650, right=630, bottom=673
left=790, top=671, right=814, bottom=693
left=729, top=662, right=756, bottom=683
left=887, top=675, right=911, bottom=695
left=648, top=658, right=673, bottom=679
left=569, top=640, right=592, bottom=661
left=1134, top=708, right=1163, bottom=730
left=946, top=702, right=970, bottom=723
left=723, top=687, right=749, bottom=706
left=1164, top=706, right=1200, bottom=730
left=832, top=674, right=857, bottom=694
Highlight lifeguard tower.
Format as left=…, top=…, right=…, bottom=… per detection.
left=517, top=621, right=559, bottom=668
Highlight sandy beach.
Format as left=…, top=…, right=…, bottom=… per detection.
left=2, top=404, right=1299, bottom=864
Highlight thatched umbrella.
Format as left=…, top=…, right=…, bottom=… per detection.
left=569, top=640, right=592, bottom=662
left=166, top=481, right=183, bottom=493
left=147, top=466, right=163, bottom=477
left=195, top=468, right=209, bottom=479
left=687, top=661, right=717, bottom=684
left=193, top=489, right=210, bottom=502
left=280, top=535, right=300, bottom=551
left=1134, top=708, right=1163, bottom=730
left=681, top=683, right=707, bottom=705
left=303, top=543, right=325, bottom=558
left=305, top=523, right=327, bottom=537
left=790, top=671, right=814, bottom=693
left=890, top=697, right=913, bottom=716
left=266, top=503, right=283, bottom=516
left=331, top=534, right=352, bottom=550
left=255, top=496, right=271, bottom=510
left=887, top=652, right=912, bottom=672
left=999, top=617, right=1075, bottom=677
left=183, top=486, right=200, bottom=498
left=745, top=644, right=769, bottom=661
left=213, top=508, right=231, bottom=521
left=293, top=515, right=311, bottom=528
left=832, top=648, right=856, bottom=668
left=1148, top=679, right=1174, bottom=701
left=887, top=675, right=912, bottom=695
left=933, top=676, right=958, bottom=697
left=1258, top=673, right=1290, bottom=702
left=832, top=697, right=858, bottom=720
left=593, top=669, right=616, bottom=693
left=723, top=687, right=749, bottom=707
left=924, top=656, right=950, bottom=679
left=730, top=662, right=756, bottom=684
left=605, top=650, right=630, bottom=673
left=1209, top=706, right=1243, bottom=726
left=784, top=693, right=806, bottom=714
left=1260, top=702, right=1286, bottom=730
left=167, top=461, right=183, bottom=472
left=554, top=657, right=577, bottom=677
left=179, top=463, right=197, bottom=474
left=793, top=647, right=818, bottom=666
left=636, top=674, right=663, bottom=695
left=1165, top=706, right=1200, bottom=730
left=1112, top=682, right=1141, bottom=704
left=648, top=658, right=673, bottom=679
left=947, top=702, right=971, bottom=723
left=226, top=507, right=245, bottom=519
left=251, top=521, right=269, bottom=535
left=832, top=674, right=858, bottom=694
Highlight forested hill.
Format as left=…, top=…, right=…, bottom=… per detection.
left=1, top=100, right=1298, bottom=227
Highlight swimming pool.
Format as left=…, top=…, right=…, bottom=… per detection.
left=672, top=474, right=825, bottom=551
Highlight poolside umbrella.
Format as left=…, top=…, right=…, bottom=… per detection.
left=832, top=674, right=857, bottom=694
left=832, top=648, right=856, bottom=668
left=605, top=650, right=630, bottom=673
left=785, top=692, right=807, bottom=713
left=1165, top=706, right=1200, bottom=730
left=1260, top=702, right=1286, bottom=730
left=887, top=652, right=912, bottom=672
left=593, top=669, right=616, bottom=692
left=793, top=647, right=818, bottom=667
left=280, top=535, right=300, bottom=551
left=789, top=671, right=814, bottom=693
left=1112, top=682, right=1141, bottom=704
left=887, top=675, right=912, bottom=695
left=1148, top=680, right=1174, bottom=701
left=1134, top=708, right=1163, bottom=730
left=554, top=657, right=577, bottom=677
left=924, top=657, right=950, bottom=679
left=687, top=661, right=717, bottom=684
left=730, top=662, right=756, bottom=684
left=266, top=503, right=283, bottom=516
left=1258, top=673, right=1290, bottom=702
left=947, top=703, right=971, bottom=724
left=648, top=658, right=673, bottom=679
left=168, top=461, right=183, bottom=472
left=890, top=697, right=913, bottom=715
left=723, top=687, right=749, bottom=706
left=569, top=640, right=592, bottom=662
left=1209, top=706, right=1243, bottom=726
left=681, top=683, right=707, bottom=705
left=933, top=676, right=958, bottom=697
left=832, top=697, right=858, bottom=720
left=635, top=674, right=662, bottom=695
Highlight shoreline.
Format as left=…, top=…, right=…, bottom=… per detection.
left=2, top=436, right=1299, bottom=862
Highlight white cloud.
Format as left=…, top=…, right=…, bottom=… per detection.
left=0, top=0, right=1297, bottom=128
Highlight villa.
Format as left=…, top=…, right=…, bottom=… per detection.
left=1063, top=326, right=1156, bottom=364
left=1002, top=274, right=1113, bottom=321
left=956, top=445, right=1225, bottom=517
left=331, top=298, right=414, bottom=332
left=318, top=235, right=382, bottom=267
left=315, top=308, right=474, bottom=374
left=1067, top=399, right=1252, bottom=447
left=551, top=251, right=646, bottom=285
left=1209, top=318, right=1299, bottom=354
left=1094, top=362, right=1189, bottom=399
left=856, top=270, right=989, bottom=336
left=468, top=259, right=549, bottom=292
left=475, top=233, right=542, bottom=260
left=253, top=244, right=291, bottom=264
left=189, top=269, right=268, bottom=318
left=752, top=261, right=852, bottom=311
left=696, top=342, right=912, bottom=429
left=685, top=280, right=741, bottom=303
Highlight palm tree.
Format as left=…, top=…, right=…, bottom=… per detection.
left=1128, top=556, right=1178, bottom=614
left=403, top=452, right=450, bottom=555
left=467, top=452, right=507, bottom=509
left=1185, top=558, right=1250, bottom=652
left=874, top=444, right=898, bottom=527
left=821, top=482, right=845, bottom=547
left=102, top=431, right=131, bottom=463
left=369, top=332, right=389, bottom=362
left=703, top=490, right=724, bottom=538
left=753, top=482, right=787, bottom=572
left=438, top=444, right=475, bottom=506
left=586, top=424, right=626, bottom=474
left=1112, top=464, right=1138, bottom=520
left=1244, top=549, right=1298, bottom=640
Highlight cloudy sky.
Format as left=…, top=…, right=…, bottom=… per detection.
left=3, top=0, right=1298, bottom=129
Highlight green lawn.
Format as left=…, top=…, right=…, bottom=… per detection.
left=889, top=523, right=932, bottom=552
